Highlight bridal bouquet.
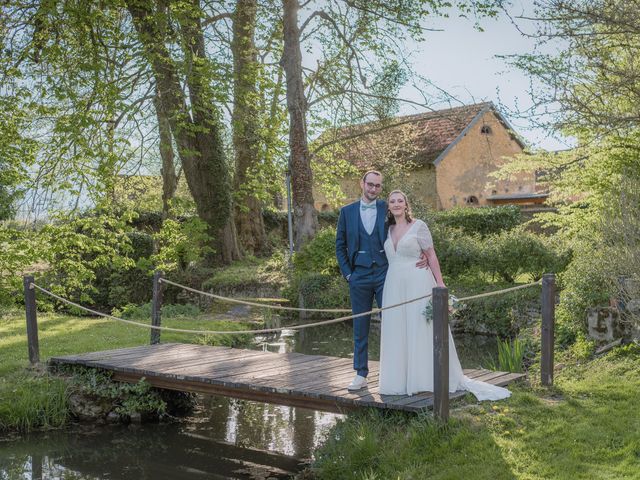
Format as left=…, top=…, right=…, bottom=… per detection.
left=423, top=295, right=460, bottom=324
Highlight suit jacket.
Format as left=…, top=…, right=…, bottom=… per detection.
left=335, top=199, right=388, bottom=279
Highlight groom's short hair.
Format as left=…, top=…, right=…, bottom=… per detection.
left=362, top=170, right=382, bottom=182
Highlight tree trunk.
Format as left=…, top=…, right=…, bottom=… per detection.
left=232, top=0, right=267, bottom=255
left=153, top=89, right=177, bottom=218
left=282, top=0, right=318, bottom=250
left=127, top=0, right=240, bottom=263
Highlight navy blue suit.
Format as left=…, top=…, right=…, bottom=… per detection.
left=336, top=200, right=389, bottom=377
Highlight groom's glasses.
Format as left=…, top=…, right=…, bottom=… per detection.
left=366, top=182, right=382, bottom=189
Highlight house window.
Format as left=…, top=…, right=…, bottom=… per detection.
left=466, top=195, right=479, bottom=206
left=480, top=125, right=492, bottom=134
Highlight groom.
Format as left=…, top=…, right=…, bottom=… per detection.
left=336, top=170, right=389, bottom=391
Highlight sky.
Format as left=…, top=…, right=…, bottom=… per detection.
left=395, top=1, right=572, bottom=151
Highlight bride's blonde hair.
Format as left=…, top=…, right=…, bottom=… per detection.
left=386, top=190, right=413, bottom=225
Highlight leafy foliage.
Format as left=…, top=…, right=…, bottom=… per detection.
left=454, top=285, right=541, bottom=337
left=65, top=367, right=167, bottom=420
left=37, top=210, right=136, bottom=305
left=151, top=217, right=213, bottom=273
left=284, top=272, right=351, bottom=318
left=432, top=205, right=522, bottom=237
left=480, top=228, right=570, bottom=283
left=293, top=227, right=340, bottom=276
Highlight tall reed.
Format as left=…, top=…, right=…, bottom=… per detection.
left=487, top=337, right=524, bottom=373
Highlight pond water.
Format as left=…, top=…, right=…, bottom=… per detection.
left=1, top=317, right=499, bottom=479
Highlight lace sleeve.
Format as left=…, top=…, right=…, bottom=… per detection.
left=416, top=220, right=433, bottom=250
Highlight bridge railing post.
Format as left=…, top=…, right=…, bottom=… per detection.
left=541, top=273, right=556, bottom=386
left=433, top=286, right=449, bottom=421
left=23, top=275, right=40, bottom=365
left=151, top=270, right=164, bottom=345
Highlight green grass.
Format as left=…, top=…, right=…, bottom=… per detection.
left=311, top=343, right=640, bottom=479
left=0, top=305, right=259, bottom=432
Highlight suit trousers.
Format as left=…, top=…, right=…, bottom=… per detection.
left=349, top=263, right=386, bottom=377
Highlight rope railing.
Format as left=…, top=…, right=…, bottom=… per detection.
left=29, top=278, right=542, bottom=336
left=158, top=277, right=352, bottom=313
left=159, top=276, right=542, bottom=312
left=30, top=282, right=430, bottom=335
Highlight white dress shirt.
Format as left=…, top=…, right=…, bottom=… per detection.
left=359, top=199, right=377, bottom=235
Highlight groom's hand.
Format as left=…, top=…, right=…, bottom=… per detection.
left=415, top=252, right=429, bottom=269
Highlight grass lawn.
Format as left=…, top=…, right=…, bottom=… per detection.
left=0, top=305, right=259, bottom=432
left=310, top=344, right=640, bottom=480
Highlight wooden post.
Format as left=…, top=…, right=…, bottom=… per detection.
left=541, top=273, right=556, bottom=386
left=23, top=275, right=40, bottom=364
left=433, top=286, right=449, bottom=421
left=150, top=271, right=163, bottom=345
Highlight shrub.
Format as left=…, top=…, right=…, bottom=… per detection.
left=431, top=224, right=484, bottom=279
left=432, top=205, right=522, bottom=236
left=293, top=227, right=340, bottom=276
left=0, top=223, right=41, bottom=306
left=556, top=243, right=612, bottom=333
left=202, top=253, right=288, bottom=294
left=151, top=217, right=212, bottom=273
left=480, top=228, right=570, bottom=283
left=37, top=210, right=136, bottom=306
left=284, top=272, right=351, bottom=318
left=113, top=302, right=200, bottom=320
left=130, top=210, right=164, bottom=232
left=454, top=285, right=541, bottom=337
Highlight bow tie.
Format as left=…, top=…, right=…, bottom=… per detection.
left=361, top=203, right=376, bottom=210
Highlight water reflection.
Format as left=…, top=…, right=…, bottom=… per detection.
left=1, top=315, right=498, bottom=479
left=258, top=315, right=497, bottom=370
left=0, top=401, right=317, bottom=479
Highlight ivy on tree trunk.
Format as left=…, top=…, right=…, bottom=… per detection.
left=127, top=0, right=240, bottom=264
left=282, top=0, right=318, bottom=250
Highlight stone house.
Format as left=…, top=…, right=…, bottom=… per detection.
left=312, top=102, right=546, bottom=211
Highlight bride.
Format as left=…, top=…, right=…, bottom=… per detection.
left=378, top=190, right=511, bottom=401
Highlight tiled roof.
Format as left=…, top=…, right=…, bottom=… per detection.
left=314, top=102, right=496, bottom=169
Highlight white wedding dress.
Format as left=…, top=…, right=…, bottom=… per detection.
left=379, top=219, right=511, bottom=401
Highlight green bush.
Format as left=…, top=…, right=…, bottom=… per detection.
left=556, top=243, right=612, bottom=334
left=0, top=224, right=40, bottom=306
left=284, top=272, right=351, bottom=318
left=454, top=285, right=541, bottom=337
left=37, top=210, right=136, bottom=307
left=130, top=210, right=164, bottom=232
left=113, top=302, right=200, bottom=320
left=431, top=225, right=484, bottom=278
left=432, top=205, right=522, bottom=236
left=127, top=231, right=154, bottom=259
left=151, top=217, right=213, bottom=273
left=480, top=228, right=570, bottom=283
left=92, top=232, right=155, bottom=309
left=293, top=226, right=340, bottom=276
left=66, top=367, right=167, bottom=420
left=202, top=253, right=288, bottom=294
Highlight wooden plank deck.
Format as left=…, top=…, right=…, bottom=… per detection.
left=49, top=343, right=525, bottom=414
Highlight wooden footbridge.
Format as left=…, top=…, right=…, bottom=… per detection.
left=49, top=343, right=525, bottom=414
left=25, top=273, right=556, bottom=418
